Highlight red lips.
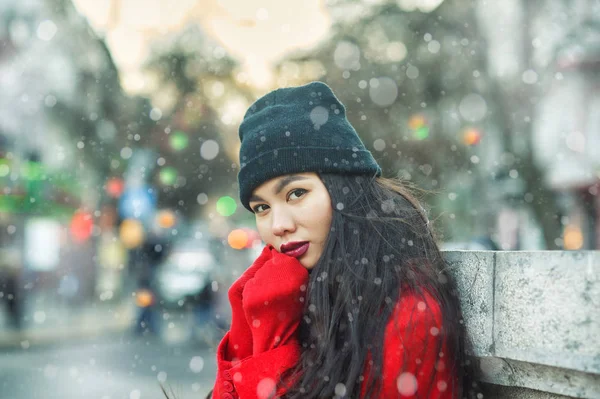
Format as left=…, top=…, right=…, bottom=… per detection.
left=280, top=241, right=310, bottom=258
left=280, top=241, right=309, bottom=253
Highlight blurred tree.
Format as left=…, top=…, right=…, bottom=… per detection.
left=128, top=0, right=571, bottom=247
left=142, top=24, right=254, bottom=218
left=0, top=0, right=140, bottom=210
left=272, top=0, right=565, bottom=248
left=274, top=0, right=493, bottom=242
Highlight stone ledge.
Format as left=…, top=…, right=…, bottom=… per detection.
left=443, top=250, right=600, bottom=398
left=478, top=357, right=600, bottom=398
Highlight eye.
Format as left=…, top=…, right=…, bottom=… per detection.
left=252, top=204, right=269, bottom=214
left=288, top=188, right=307, bottom=201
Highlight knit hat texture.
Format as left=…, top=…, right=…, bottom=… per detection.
left=238, top=81, right=382, bottom=211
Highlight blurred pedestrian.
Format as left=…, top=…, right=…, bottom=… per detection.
left=134, top=233, right=168, bottom=335
left=201, top=82, right=478, bottom=398
left=191, top=278, right=214, bottom=326
left=0, top=270, right=22, bottom=330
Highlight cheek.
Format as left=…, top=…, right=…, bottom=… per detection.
left=315, top=210, right=333, bottom=242
left=255, top=220, right=272, bottom=245
left=300, top=197, right=332, bottom=241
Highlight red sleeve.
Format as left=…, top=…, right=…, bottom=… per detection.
left=377, top=290, right=457, bottom=398
left=212, top=331, right=301, bottom=399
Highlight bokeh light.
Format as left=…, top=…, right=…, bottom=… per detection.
left=119, top=218, right=145, bottom=249
left=70, top=210, right=94, bottom=242
left=156, top=209, right=176, bottom=228
left=408, top=114, right=426, bottom=130
left=414, top=126, right=430, bottom=140
left=563, top=225, right=584, bottom=250
left=216, top=196, right=237, bottom=217
left=197, top=193, right=209, bottom=205
left=228, top=229, right=249, bottom=249
left=169, top=131, right=189, bottom=151
left=334, top=41, right=361, bottom=70
left=135, top=288, right=154, bottom=308
left=408, top=114, right=430, bottom=140
left=369, top=77, right=398, bottom=107
left=105, top=177, right=124, bottom=198
left=244, top=228, right=262, bottom=249
left=159, top=166, right=178, bottom=186
left=459, top=93, right=488, bottom=122
left=463, top=127, right=482, bottom=146
left=200, top=140, right=219, bottom=160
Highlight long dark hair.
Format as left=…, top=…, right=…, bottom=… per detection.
left=278, top=173, right=476, bottom=398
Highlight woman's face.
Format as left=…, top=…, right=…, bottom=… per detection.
left=249, top=172, right=333, bottom=270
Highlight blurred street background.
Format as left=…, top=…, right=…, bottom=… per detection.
left=1, top=336, right=218, bottom=398
left=0, top=0, right=598, bottom=397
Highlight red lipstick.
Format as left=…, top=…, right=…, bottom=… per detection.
left=280, top=241, right=309, bottom=258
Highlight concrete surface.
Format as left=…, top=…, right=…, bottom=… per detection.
left=445, top=250, right=600, bottom=399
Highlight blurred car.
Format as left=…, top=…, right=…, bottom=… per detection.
left=155, top=238, right=218, bottom=308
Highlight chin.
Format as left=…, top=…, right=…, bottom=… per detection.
left=299, top=258, right=316, bottom=270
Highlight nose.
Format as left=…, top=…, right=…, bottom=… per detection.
left=271, top=206, right=296, bottom=237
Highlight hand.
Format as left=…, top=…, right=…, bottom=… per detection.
left=242, top=250, right=309, bottom=355
left=226, top=244, right=273, bottom=360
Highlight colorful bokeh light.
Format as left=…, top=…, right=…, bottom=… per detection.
left=414, top=126, right=430, bottom=140
left=135, top=288, right=155, bottom=307
left=159, top=167, right=178, bottom=186
left=463, top=128, right=482, bottom=146
left=170, top=131, right=189, bottom=151
left=156, top=209, right=176, bottom=229
left=408, top=114, right=426, bottom=130
left=216, top=196, right=237, bottom=217
left=563, top=225, right=584, bottom=250
left=70, top=210, right=94, bottom=243
left=408, top=114, right=430, bottom=140
left=119, top=218, right=145, bottom=249
left=105, top=177, right=125, bottom=198
left=228, top=229, right=249, bottom=249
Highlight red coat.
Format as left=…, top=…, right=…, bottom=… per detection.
left=212, top=246, right=456, bottom=398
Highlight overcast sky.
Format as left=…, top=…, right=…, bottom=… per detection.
left=72, top=0, right=331, bottom=92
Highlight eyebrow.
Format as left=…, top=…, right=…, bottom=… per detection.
left=248, top=175, right=310, bottom=203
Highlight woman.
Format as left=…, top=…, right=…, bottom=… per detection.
left=210, top=81, right=474, bottom=398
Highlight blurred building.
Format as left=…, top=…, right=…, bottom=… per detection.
left=478, top=0, right=599, bottom=250
left=0, top=0, right=138, bottom=326
left=532, top=19, right=600, bottom=249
